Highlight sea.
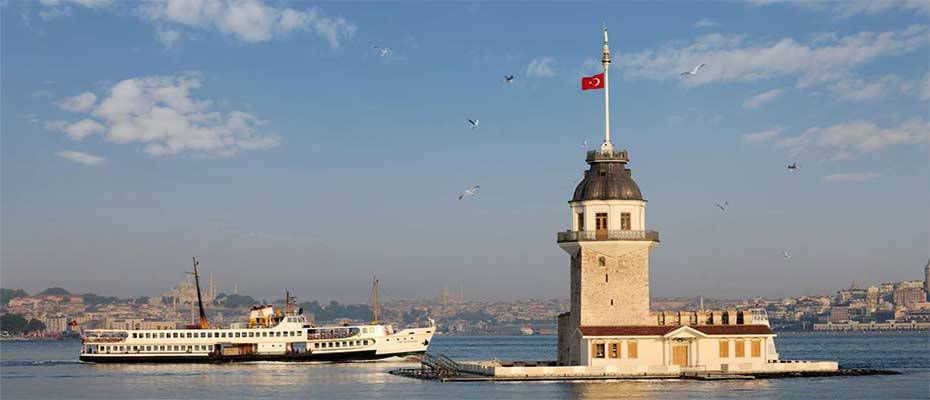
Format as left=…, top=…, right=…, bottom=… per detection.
left=1, top=332, right=928, bottom=399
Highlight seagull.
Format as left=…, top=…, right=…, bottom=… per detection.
left=459, top=185, right=480, bottom=200
left=467, top=119, right=479, bottom=129
left=503, top=75, right=515, bottom=83
left=373, top=46, right=390, bottom=57
left=782, top=250, right=791, bottom=260
left=787, top=162, right=800, bottom=172
left=680, top=63, right=707, bottom=77
left=715, top=201, right=728, bottom=212
left=580, top=139, right=589, bottom=149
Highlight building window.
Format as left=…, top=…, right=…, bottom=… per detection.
left=751, top=339, right=762, bottom=358
left=610, top=299, right=614, bottom=306
left=719, top=339, right=729, bottom=358
left=627, top=341, right=638, bottom=359
left=577, top=213, right=585, bottom=231
left=609, top=342, right=619, bottom=358
left=595, top=213, right=608, bottom=233
left=593, top=342, right=605, bottom=359
left=735, top=340, right=745, bottom=358
left=598, top=257, right=606, bottom=267
left=605, top=274, right=609, bottom=283
left=621, top=213, right=631, bottom=231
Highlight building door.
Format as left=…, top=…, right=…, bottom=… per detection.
left=595, top=213, right=608, bottom=240
left=672, top=345, right=689, bottom=366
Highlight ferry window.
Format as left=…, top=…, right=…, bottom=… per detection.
left=262, top=332, right=268, bottom=337
left=235, top=332, right=240, bottom=338
left=132, top=333, right=137, bottom=338
left=314, top=343, right=319, bottom=348
left=719, top=339, right=729, bottom=358
left=207, top=333, right=213, bottom=338
left=186, top=332, right=191, bottom=338
left=751, top=339, right=762, bottom=358
left=146, top=346, right=151, bottom=351
left=159, top=333, right=165, bottom=338
left=145, top=333, right=151, bottom=338
left=336, top=342, right=341, bottom=348
left=609, top=342, right=619, bottom=358
left=735, top=340, right=745, bottom=358
left=160, top=346, right=165, bottom=351
left=276, top=332, right=281, bottom=337
left=249, top=332, right=254, bottom=337
left=627, top=341, right=638, bottom=359
left=593, top=343, right=605, bottom=359
left=621, top=212, right=631, bottom=230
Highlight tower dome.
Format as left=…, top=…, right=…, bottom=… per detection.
left=572, top=149, right=643, bottom=201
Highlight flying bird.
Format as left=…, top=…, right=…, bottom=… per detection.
left=467, top=119, right=479, bottom=129
left=782, top=250, right=791, bottom=260
left=373, top=46, right=391, bottom=57
left=681, top=63, right=707, bottom=77
left=715, top=201, right=728, bottom=212
left=787, top=162, right=800, bottom=172
left=503, top=75, right=515, bottom=83
left=580, top=139, right=589, bottom=149
left=459, top=185, right=480, bottom=200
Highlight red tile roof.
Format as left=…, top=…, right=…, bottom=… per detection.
left=579, top=325, right=774, bottom=337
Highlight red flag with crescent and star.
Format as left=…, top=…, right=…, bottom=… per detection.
left=581, top=73, right=605, bottom=90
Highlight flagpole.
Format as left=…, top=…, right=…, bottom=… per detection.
left=601, top=26, right=613, bottom=152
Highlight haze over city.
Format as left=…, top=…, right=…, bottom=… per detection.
left=2, top=1, right=928, bottom=303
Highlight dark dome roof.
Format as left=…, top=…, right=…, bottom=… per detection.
left=572, top=161, right=643, bottom=201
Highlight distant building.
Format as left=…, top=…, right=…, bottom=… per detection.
left=44, top=315, right=70, bottom=334
left=925, top=259, right=930, bottom=301
left=829, top=307, right=850, bottom=323
left=893, top=286, right=927, bottom=309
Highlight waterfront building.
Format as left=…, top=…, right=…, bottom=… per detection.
left=552, top=28, right=787, bottom=373
left=925, top=259, right=930, bottom=301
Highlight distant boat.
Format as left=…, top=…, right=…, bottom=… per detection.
left=520, top=327, right=534, bottom=335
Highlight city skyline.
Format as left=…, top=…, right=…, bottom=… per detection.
left=2, top=1, right=928, bottom=302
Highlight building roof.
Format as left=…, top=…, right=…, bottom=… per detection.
left=572, top=155, right=643, bottom=202
left=579, top=325, right=775, bottom=337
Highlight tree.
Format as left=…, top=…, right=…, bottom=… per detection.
left=25, top=319, right=46, bottom=333
left=1, top=288, right=28, bottom=305
left=223, top=294, right=258, bottom=308
left=0, top=314, right=28, bottom=333
left=82, top=293, right=118, bottom=306
left=38, top=287, right=70, bottom=296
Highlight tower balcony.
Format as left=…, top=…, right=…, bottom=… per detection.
left=586, top=149, right=628, bottom=163
left=557, top=229, right=660, bottom=243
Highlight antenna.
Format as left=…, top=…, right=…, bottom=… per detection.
left=600, top=25, right=614, bottom=152
left=370, top=276, right=381, bottom=325
left=185, top=257, right=209, bottom=329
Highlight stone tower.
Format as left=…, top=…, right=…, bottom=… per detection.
left=555, top=27, right=659, bottom=366
left=556, top=149, right=660, bottom=365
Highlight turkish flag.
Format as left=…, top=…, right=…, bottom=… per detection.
left=581, top=73, right=605, bottom=90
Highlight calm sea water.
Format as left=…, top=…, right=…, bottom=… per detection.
left=1, top=333, right=928, bottom=399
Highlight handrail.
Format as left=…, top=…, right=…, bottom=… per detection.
left=557, top=230, right=659, bottom=243
left=421, top=353, right=462, bottom=376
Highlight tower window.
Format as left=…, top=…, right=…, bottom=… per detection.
left=598, top=169, right=606, bottom=177
left=598, top=257, right=606, bottom=267
left=605, top=274, right=609, bottom=283
left=577, top=213, right=584, bottom=231
left=593, top=343, right=605, bottom=358
left=610, top=299, right=614, bottom=306
left=621, top=213, right=631, bottom=230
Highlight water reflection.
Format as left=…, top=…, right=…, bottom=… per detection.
left=567, top=378, right=772, bottom=400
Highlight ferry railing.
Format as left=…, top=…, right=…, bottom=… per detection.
left=557, top=230, right=660, bottom=243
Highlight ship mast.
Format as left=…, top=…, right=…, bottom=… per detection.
left=186, top=257, right=209, bottom=329
left=370, top=276, right=381, bottom=325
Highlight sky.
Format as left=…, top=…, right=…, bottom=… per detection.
left=2, top=0, right=928, bottom=303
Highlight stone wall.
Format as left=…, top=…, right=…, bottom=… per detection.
left=576, top=245, right=652, bottom=326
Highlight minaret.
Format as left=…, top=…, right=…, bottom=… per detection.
left=556, top=28, right=660, bottom=366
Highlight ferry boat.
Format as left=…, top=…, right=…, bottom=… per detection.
left=80, top=259, right=434, bottom=363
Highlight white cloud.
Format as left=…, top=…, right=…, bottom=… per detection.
left=139, top=0, right=356, bottom=47
left=693, top=18, right=719, bottom=28
left=526, top=57, right=557, bottom=78
left=57, top=92, right=97, bottom=112
left=56, top=150, right=106, bottom=165
left=824, top=172, right=880, bottom=182
left=742, top=89, right=783, bottom=109
left=749, top=0, right=929, bottom=18
left=899, top=72, right=930, bottom=100
left=828, top=75, right=899, bottom=101
left=38, top=6, right=71, bottom=21
left=48, top=75, right=280, bottom=158
left=777, top=118, right=928, bottom=159
left=45, top=118, right=106, bottom=140
left=620, top=26, right=928, bottom=88
left=39, top=0, right=112, bottom=7
left=741, top=127, right=783, bottom=143
left=156, top=27, right=181, bottom=48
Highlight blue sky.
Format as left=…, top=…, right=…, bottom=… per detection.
left=2, top=0, right=928, bottom=302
